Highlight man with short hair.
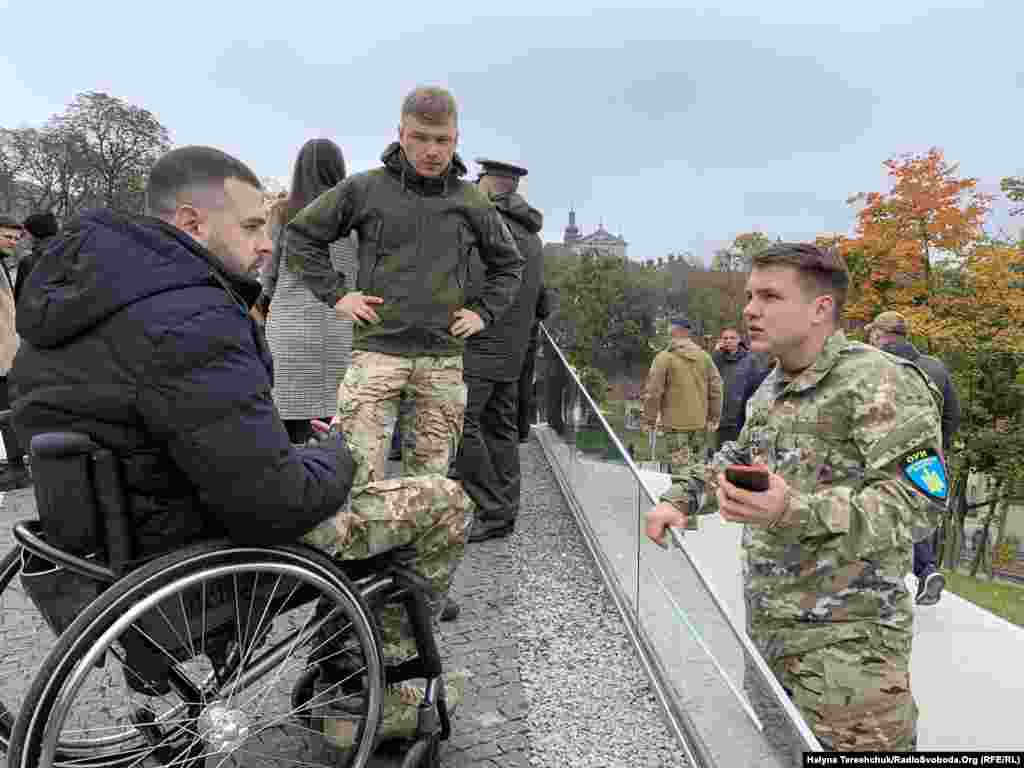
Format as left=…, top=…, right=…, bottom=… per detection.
left=867, top=310, right=960, bottom=606
left=458, top=158, right=545, bottom=543
left=645, top=243, right=946, bottom=751
left=0, top=214, right=30, bottom=490
left=11, top=145, right=472, bottom=745
left=712, top=327, right=769, bottom=450
left=641, top=315, right=723, bottom=474
left=286, top=86, right=523, bottom=494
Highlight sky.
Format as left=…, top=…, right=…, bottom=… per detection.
left=2, top=0, right=1021, bottom=264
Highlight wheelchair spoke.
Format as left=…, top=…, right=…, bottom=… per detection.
left=237, top=590, right=320, bottom=719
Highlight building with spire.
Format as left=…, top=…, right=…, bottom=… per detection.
left=562, top=208, right=628, bottom=260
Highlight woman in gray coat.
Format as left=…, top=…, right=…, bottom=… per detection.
left=262, top=139, right=356, bottom=444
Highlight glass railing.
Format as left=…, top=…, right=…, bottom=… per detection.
left=531, top=324, right=821, bottom=768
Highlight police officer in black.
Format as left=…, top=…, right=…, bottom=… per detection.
left=459, top=159, right=545, bottom=542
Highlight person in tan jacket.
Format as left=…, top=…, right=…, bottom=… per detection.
left=0, top=213, right=29, bottom=490
left=641, top=315, right=723, bottom=473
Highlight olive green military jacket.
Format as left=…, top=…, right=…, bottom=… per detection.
left=641, top=337, right=723, bottom=431
left=285, top=143, right=523, bottom=358
left=662, top=331, right=947, bottom=659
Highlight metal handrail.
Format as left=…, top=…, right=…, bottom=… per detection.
left=537, top=322, right=822, bottom=753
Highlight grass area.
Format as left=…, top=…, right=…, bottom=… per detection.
left=942, top=569, right=1024, bottom=628
left=593, top=400, right=675, bottom=463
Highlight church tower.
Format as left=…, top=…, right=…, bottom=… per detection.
left=563, top=207, right=580, bottom=245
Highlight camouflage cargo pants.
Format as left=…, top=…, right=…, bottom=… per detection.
left=664, top=430, right=708, bottom=475
left=337, top=351, right=467, bottom=488
left=303, top=475, right=473, bottom=662
left=770, top=631, right=918, bottom=751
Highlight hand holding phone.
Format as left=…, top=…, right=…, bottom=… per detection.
left=724, top=465, right=770, bottom=492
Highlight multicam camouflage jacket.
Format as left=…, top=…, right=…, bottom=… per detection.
left=661, top=331, right=947, bottom=660
left=284, top=143, right=523, bottom=358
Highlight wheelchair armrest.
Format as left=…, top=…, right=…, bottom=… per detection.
left=30, top=432, right=98, bottom=460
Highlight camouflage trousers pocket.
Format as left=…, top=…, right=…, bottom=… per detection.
left=780, top=641, right=917, bottom=751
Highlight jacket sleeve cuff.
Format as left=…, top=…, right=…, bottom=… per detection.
left=466, top=301, right=494, bottom=327
left=769, top=489, right=828, bottom=540
left=659, top=485, right=701, bottom=530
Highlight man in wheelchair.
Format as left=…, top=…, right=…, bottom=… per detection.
left=9, top=146, right=472, bottom=750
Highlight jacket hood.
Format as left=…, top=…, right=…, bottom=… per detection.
left=494, top=192, right=543, bottom=234
left=668, top=337, right=704, bottom=360
left=17, top=208, right=260, bottom=349
left=380, top=142, right=467, bottom=193
left=882, top=340, right=920, bottom=362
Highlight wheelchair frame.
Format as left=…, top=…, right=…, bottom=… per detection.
left=0, top=432, right=454, bottom=768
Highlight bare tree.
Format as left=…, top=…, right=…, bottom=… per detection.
left=59, top=92, right=170, bottom=213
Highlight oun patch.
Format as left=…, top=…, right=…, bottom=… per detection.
left=901, top=448, right=948, bottom=501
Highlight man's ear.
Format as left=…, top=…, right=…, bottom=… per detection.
left=814, top=295, right=835, bottom=324
left=172, top=204, right=205, bottom=241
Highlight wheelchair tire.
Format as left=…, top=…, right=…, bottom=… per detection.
left=8, top=541, right=386, bottom=768
left=399, top=734, right=440, bottom=768
left=0, top=544, right=24, bottom=753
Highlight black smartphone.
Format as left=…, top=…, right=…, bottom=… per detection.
left=725, top=465, right=770, bottom=492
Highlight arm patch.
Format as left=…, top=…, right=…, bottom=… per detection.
left=901, top=448, right=948, bottom=501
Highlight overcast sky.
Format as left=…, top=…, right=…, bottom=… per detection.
left=3, top=0, right=1021, bottom=263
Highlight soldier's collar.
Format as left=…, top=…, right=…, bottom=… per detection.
left=779, top=331, right=848, bottom=394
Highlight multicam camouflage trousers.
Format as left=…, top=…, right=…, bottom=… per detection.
left=663, top=430, right=708, bottom=475
left=760, top=629, right=918, bottom=752
left=303, top=475, right=473, bottom=663
left=337, top=351, right=468, bottom=487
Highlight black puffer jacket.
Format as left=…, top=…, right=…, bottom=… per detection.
left=464, top=192, right=544, bottom=381
left=10, top=209, right=355, bottom=556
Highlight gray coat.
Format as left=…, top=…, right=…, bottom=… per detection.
left=264, top=230, right=357, bottom=420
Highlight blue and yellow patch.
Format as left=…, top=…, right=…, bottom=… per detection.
left=901, top=449, right=948, bottom=501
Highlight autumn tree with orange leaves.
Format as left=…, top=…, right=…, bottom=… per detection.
left=838, top=148, right=1024, bottom=577
left=841, top=148, right=992, bottom=335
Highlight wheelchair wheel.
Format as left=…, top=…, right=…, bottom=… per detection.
left=399, top=735, right=440, bottom=768
left=0, top=543, right=67, bottom=756
left=8, top=542, right=385, bottom=768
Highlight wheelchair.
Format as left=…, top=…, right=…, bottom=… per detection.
left=0, top=431, right=454, bottom=768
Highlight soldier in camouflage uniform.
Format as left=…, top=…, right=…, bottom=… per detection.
left=285, top=86, right=523, bottom=489
left=645, top=243, right=947, bottom=752
left=641, top=315, right=723, bottom=473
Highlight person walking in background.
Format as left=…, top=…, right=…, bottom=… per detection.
left=262, top=139, right=357, bottom=445
left=867, top=310, right=960, bottom=606
left=712, top=327, right=769, bottom=450
left=641, top=315, right=723, bottom=474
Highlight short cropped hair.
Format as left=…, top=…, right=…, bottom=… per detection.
left=752, top=242, right=849, bottom=321
left=401, top=86, right=458, bottom=127
left=145, top=146, right=262, bottom=218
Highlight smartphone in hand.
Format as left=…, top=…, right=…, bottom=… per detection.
left=724, top=465, right=770, bottom=492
